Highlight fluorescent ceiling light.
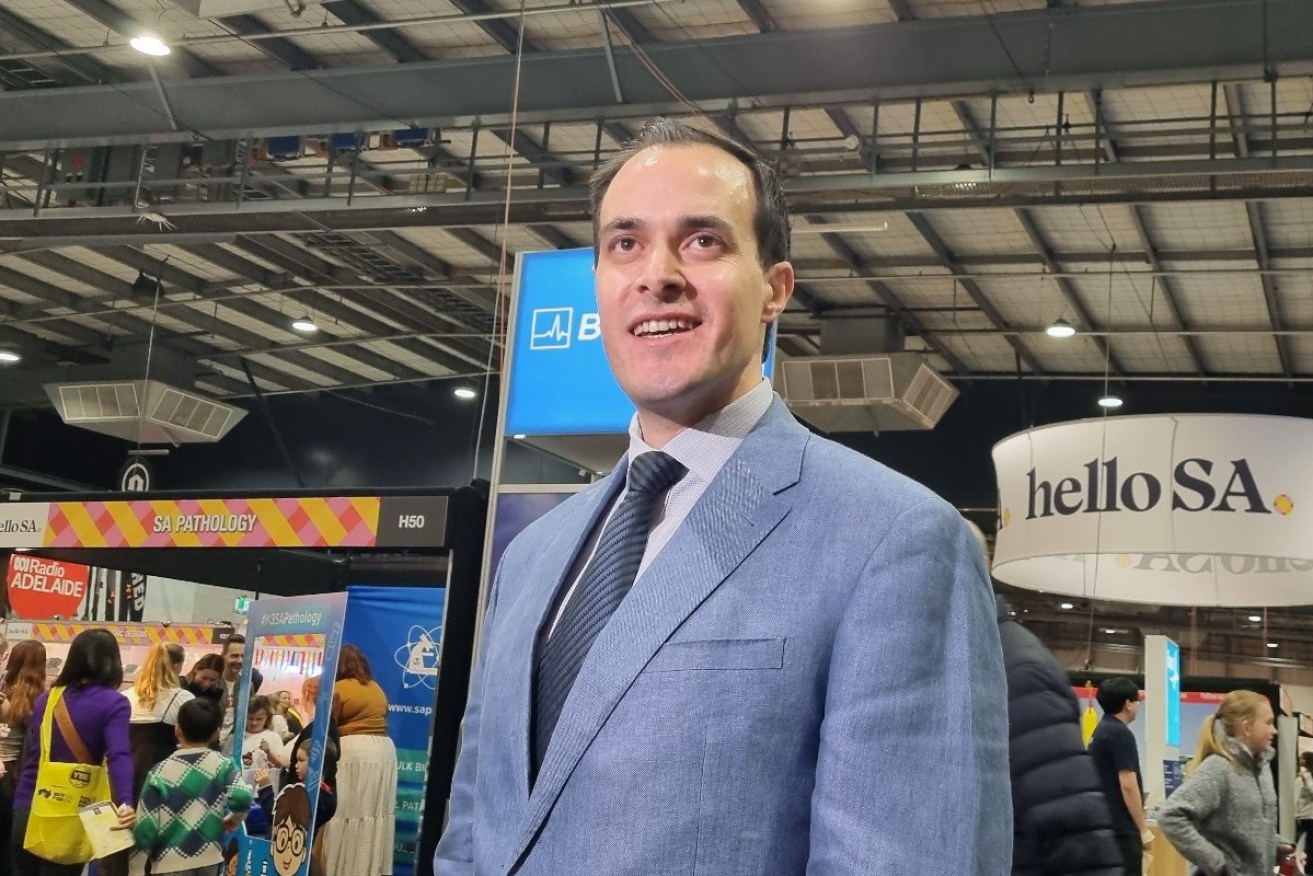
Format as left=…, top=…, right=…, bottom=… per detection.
left=0, top=351, right=20, bottom=363
left=130, top=35, right=171, bottom=56
left=1046, top=318, right=1076, bottom=338
left=1097, top=394, right=1123, bottom=409
left=1268, top=642, right=1279, bottom=649
left=1248, top=614, right=1263, bottom=622
left=1059, top=602, right=1075, bottom=610
left=453, top=387, right=477, bottom=400
left=290, top=317, right=318, bottom=334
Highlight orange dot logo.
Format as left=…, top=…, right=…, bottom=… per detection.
left=1001, top=508, right=1012, bottom=527
left=1274, top=494, right=1295, bottom=515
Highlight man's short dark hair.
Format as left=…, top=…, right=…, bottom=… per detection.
left=1096, top=677, right=1140, bottom=715
left=222, top=634, right=246, bottom=656
left=177, top=697, right=223, bottom=743
left=588, top=117, right=791, bottom=267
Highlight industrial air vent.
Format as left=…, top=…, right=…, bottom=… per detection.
left=779, top=353, right=959, bottom=433
left=44, top=380, right=247, bottom=444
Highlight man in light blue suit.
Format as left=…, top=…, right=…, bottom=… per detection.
left=436, top=119, right=1011, bottom=875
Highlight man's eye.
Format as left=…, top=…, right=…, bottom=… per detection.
left=610, top=237, right=636, bottom=252
left=692, top=233, right=720, bottom=249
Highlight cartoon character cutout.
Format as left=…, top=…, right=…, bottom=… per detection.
left=223, top=837, right=241, bottom=876
left=271, top=783, right=312, bottom=876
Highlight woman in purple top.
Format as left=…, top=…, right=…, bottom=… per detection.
left=9, top=628, right=136, bottom=876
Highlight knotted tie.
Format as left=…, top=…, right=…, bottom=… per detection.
left=533, top=451, right=687, bottom=777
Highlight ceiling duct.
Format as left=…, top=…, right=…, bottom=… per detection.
left=173, top=0, right=321, bottom=18
left=44, top=380, right=247, bottom=444
left=778, top=312, right=959, bottom=433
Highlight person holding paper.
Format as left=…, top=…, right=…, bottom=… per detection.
left=11, top=628, right=135, bottom=876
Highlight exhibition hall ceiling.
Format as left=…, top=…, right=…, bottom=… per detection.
left=0, top=0, right=1309, bottom=403
left=1, top=0, right=1312, bottom=668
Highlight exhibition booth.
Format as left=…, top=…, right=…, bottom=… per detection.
left=995, top=414, right=1313, bottom=843
left=0, top=486, right=486, bottom=876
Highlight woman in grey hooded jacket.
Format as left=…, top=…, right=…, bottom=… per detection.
left=1158, top=689, right=1290, bottom=876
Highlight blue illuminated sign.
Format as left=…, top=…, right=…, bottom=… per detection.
left=1166, top=639, right=1181, bottom=747
left=504, top=248, right=777, bottom=436
left=505, top=248, right=633, bottom=435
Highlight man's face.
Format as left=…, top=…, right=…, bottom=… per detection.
left=594, top=144, right=793, bottom=435
left=223, top=642, right=244, bottom=679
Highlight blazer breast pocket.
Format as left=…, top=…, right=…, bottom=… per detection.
left=645, top=637, right=785, bottom=672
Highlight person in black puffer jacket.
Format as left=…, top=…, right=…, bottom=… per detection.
left=967, top=520, right=1125, bottom=876
left=998, top=596, right=1126, bottom=875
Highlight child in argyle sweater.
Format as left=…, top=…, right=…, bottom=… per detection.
left=133, top=698, right=253, bottom=876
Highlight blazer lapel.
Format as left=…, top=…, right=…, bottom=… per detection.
left=493, top=470, right=626, bottom=818
left=507, top=399, right=809, bottom=868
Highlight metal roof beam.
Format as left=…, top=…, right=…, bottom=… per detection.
left=228, top=237, right=485, bottom=374
left=0, top=6, right=121, bottom=85
left=904, top=212, right=1045, bottom=375
left=9, top=0, right=1312, bottom=147
left=735, top=0, right=777, bottom=33
left=445, top=227, right=510, bottom=271
left=1125, top=206, right=1209, bottom=376
left=1222, top=84, right=1294, bottom=382
left=1014, top=208, right=1125, bottom=376
left=1083, top=95, right=1208, bottom=377
left=217, top=15, right=322, bottom=71
left=446, top=0, right=538, bottom=55
left=489, top=128, right=576, bottom=187
left=321, top=0, right=427, bottom=64
left=603, top=8, right=655, bottom=45
left=1244, top=202, right=1294, bottom=382
left=100, top=246, right=416, bottom=384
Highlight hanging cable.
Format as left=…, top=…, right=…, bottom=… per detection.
left=469, top=0, right=530, bottom=483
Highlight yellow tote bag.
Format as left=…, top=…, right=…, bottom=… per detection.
left=23, top=685, right=112, bottom=865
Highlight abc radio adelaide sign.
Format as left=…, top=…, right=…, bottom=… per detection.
left=6, top=554, right=89, bottom=618
left=992, top=414, right=1313, bottom=606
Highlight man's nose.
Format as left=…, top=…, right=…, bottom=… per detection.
left=636, top=245, right=686, bottom=297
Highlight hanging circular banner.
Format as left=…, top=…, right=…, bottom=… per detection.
left=992, top=414, right=1313, bottom=606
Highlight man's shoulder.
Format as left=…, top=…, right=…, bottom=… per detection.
left=798, top=430, right=944, bottom=507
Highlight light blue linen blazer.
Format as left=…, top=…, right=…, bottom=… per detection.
left=436, top=397, right=1011, bottom=875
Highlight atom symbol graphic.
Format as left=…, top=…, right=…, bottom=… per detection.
left=395, top=625, right=442, bottom=690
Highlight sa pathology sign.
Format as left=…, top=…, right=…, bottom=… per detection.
left=6, top=553, right=90, bottom=619
left=993, top=414, right=1313, bottom=606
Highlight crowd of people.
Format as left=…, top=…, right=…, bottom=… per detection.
left=0, top=630, right=397, bottom=876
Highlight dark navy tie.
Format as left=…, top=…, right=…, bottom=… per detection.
left=533, top=451, right=687, bottom=778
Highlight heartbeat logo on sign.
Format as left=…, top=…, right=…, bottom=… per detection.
left=530, top=307, right=574, bottom=350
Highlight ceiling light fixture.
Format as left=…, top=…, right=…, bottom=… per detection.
left=1046, top=318, right=1076, bottom=338
left=1248, top=614, right=1263, bottom=622
left=130, top=34, right=171, bottom=57
left=1104, top=628, right=1118, bottom=634
left=1267, top=642, right=1279, bottom=649
left=290, top=316, right=318, bottom=334
left=453, top=387, right=477, bottom=400
left=1097, top=394, right=1123, bottom=409
left=0, top=350, right=20, bottom=364
left=1059, top=602, right=1075, bottom=610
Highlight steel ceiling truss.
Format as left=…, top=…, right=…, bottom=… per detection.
left=2, top=0, right=1311, bottom=150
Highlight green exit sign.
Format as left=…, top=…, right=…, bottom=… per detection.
left=234, top=596, right=251, bottom=613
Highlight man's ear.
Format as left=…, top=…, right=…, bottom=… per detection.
left=762, top=261, right=795, bottom=322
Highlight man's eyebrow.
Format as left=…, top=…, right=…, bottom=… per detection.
left=599, top=217, right=642, bottom=235
left=600, top=215, right=736, bottom=236
left=681, top=215, right=735, bottom=237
